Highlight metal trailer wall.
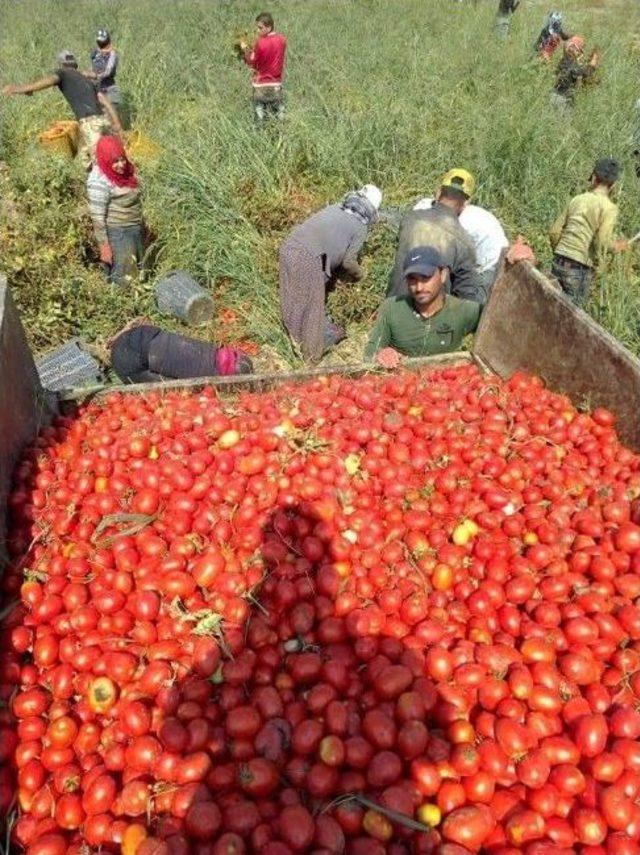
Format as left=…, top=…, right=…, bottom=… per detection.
left=0, top=278, right=55, bottom=565
left=474, top=264, right=640, bottom=452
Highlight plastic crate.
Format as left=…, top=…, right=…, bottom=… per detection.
left=155, top=271, right=215, bottom=326
left=36, top=339, right=103, bottom=393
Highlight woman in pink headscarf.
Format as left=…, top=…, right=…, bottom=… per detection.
left=87, top=134, right=144, bottom=286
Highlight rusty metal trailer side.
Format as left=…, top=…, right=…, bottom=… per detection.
left=474, top=264, right=640, bottom=451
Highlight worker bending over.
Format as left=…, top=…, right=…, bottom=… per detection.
left=551, top=37, right=600, bottom=111
left=389, top=169, right=481, bottom=304
left=414, top=189, right=509, bottom=300
left=2, top=51, right=122, bottom=168
left=279, top=184, right=382, bottom=363
left=549, top=158, right=628, bottom=306
left=535, top=11, right=571, bottom=61
left=366, top=247, right=481, bottom=369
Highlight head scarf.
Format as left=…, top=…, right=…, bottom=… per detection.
left=360, top=184, right=382, bottom=210
left=215, top=346, right=253, bottom=376
left=57, top=50, right=78, bottom=68
left=96, top=135, right=138, bottom=189
left=341, top=185, right=381, bottom=227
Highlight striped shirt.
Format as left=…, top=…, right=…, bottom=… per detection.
left=87, top=168, right=142, bottom=244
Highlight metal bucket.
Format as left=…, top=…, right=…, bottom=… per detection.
left=154, top=271, right=215, bottom=326
left=36, top=340, right=103, bottom=392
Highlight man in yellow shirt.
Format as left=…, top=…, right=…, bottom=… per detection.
left=549, top=158, right=628, bottom=306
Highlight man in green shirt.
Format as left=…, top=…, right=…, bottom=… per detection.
left=365, top=246, right=481, bottom=368
left=549, top=158, right=628, bottom=306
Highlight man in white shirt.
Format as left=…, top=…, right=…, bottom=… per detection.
left=413, top=195, right=509, bottom=298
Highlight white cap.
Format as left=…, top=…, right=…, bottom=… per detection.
left=360, top=184, right=382, bottom=210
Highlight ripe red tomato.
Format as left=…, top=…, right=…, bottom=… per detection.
left=442, top=805, right=496, bottom=849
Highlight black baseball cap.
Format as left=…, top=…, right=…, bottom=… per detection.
left=403, top=246, right=447, bottom=278
left=593, top=158, right=620, bottom=184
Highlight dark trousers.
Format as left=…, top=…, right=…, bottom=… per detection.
left=110, top=326, right=162, bottom=383
left=551, top=255, right=594, bottom=307
left=107, top=224, right=144, bottom=287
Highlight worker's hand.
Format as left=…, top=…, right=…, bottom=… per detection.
left=99, top=243, right=113, bottom=264
left=506, top=235, right=536, bottom=265
left=612, top=239, right=629, bottom=252
left=590, top=50, right=601, bottom=67
left=375, top=347, right=402, bottom=370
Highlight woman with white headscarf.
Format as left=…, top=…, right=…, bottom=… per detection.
left=279, top=184, right=382, bottom=363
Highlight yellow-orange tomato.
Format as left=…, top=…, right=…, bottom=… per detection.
left=121, top=823, right=148, bottom=855
left=95, top=477, right=109, bottom=493
left=362, top=809, right=393, bottom=842
left=88, top=677, right=118, bottom=714
left=432, top=563, right=454, bottom=591
left=218, top=430, right=241, bottom=449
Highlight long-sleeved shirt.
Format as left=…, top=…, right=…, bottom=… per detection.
left=87, top=168, right=143, bottom=244
left=413, top=199, right=508, bottom=273
left=549, top=188, right=618, bottom=268
left=90, top=48, right=118, bottom=90
left=389, top=203, right=482, bottom=303
left=364, top=295, right=481, bottom=359
left=284, top=204, right=368, bottom=278
left=245, top=32, right=287, bottom=86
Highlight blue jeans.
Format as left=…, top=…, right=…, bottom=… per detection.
left=107, top=224, right=144, bottom=287
left=552, top=255, right=594, bottom=307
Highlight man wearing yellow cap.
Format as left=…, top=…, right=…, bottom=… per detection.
left=389, top=169, right=483, bottom=304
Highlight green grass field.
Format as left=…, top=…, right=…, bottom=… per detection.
left=1, top=0, right=639, bottom=371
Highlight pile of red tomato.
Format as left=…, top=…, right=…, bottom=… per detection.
left=3, top=363, right=640, bottom=855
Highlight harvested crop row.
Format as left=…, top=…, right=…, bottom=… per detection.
left=2, top=364, right=640, bottom=854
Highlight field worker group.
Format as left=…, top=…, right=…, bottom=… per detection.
left=0, top=6, right=633, bottom=383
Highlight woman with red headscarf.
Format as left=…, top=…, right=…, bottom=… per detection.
left=87, top=134, right=143, bottom=286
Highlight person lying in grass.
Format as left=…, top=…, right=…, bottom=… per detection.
left=109, top=320, right=254, bottom=383
left=365, top=246, right=481, bottom=369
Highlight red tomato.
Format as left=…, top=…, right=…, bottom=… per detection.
left=441, top=805, right=496, bottom=850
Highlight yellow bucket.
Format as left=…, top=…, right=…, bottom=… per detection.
left=38, top=120, right=79, bottom=159
left=124, top=129, right=161, bottom=163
